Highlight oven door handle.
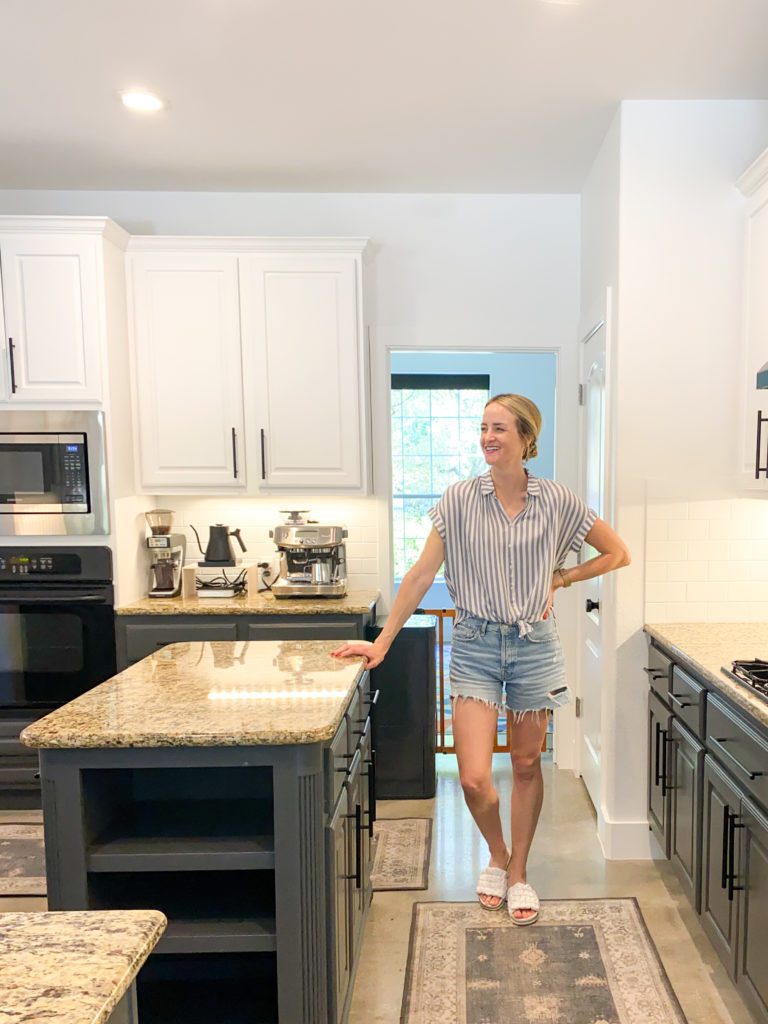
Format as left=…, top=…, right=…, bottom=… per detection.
left=0, top=594, right=106, bottom=604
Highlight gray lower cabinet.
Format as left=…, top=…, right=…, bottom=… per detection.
left=669, top=718, right=704, bottom=911
left=0, top=711, right=43, bottom=809
left=40, top=673, right=375, bottom=1024
left=116, top=613, right=374, bottom=670
left=648, top=689, right=672, bottom=857
left=647, top=638, right=768, bottom=1023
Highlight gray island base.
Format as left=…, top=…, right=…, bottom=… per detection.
left=22, top=640, right=376, bottom=1024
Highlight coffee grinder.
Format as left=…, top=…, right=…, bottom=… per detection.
left=145, top=509, right=187, bottom=598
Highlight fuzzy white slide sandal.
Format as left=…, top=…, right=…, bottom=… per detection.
left=476, top=862, right=509, bottom=911
left=507, top=881, right=540, bottom=925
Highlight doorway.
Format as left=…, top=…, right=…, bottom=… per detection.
left=389, top=350, right=558, bottom=749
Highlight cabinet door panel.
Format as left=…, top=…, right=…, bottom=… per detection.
left=669, top=719, right=704, bottom=911
left=129, top=254, right=246, bottom=489
left=738, top=796, right=768, bottom=1023
left=648, top=690, right=672, bottom=857
left=240, top=255, right=363, bottom=489
left=701, top=754, right=741, bottom=979
left=325, top=789, right=351, bottom=1024
left=122, top=622, right=238, bottom=665
left=0, top=235, right=101, bottom=401
left=742, top=186, right=768, bottom=484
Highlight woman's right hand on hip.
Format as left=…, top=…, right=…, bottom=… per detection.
left=331, top=640, right=387, bottom=669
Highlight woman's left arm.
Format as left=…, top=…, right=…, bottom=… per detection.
left=556, top=517, right=631, bottom=589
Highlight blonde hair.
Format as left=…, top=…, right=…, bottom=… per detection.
left=485, top=394, right=542, bottom=462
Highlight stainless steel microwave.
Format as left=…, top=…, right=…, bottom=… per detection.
left=0, top=411, right=108, bottom=536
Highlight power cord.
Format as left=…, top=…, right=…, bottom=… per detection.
left=195, top=567, right=248, bottom=596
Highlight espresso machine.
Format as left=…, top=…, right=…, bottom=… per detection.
left=270, top=511, right=348, bottom=598
left=145, top=509, right=187, bottom=598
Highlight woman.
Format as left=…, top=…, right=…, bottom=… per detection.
left=332, top=393, right=630, bottom=924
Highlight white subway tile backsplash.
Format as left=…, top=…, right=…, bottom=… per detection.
left=647, top=541, right=688, bottom=561
left=667, top=561, right=708, bottom=582
left=647, top=501, right=689, bottom=521
left=645, top=492, right=768, bottom=622
left=668, top=520, right=709, bottom=541
left=646, top=582, right=687, bottom=603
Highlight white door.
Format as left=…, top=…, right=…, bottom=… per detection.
left=239, top=254, right=364, bottom=489
left=0, top=234, right=102, bottom=402
left=578, top=319, right=607, bottom=812
left=128, top=252, right=246, bottom=490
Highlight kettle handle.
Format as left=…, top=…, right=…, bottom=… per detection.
left=230, top=528, right=247, bottom=553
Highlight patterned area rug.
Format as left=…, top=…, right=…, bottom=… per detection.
left=0, top=824, right=46, bottom=896
left=371, top=818, right=433, bottom=891
left=401, top=898, right=688, bottom=1024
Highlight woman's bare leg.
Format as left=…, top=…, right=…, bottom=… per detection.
left=507, top=709, right=549, bottom=921
left=452, top=696, right=508, bottom=908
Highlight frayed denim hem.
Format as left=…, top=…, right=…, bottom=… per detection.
left=506, top=707, right=549, bottom=725
left=450, top=694, right=505, bottom=717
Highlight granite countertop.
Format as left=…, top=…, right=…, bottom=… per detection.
left=644, top=623, right=768, bottom=728
left=0, top=910, right=166, bottom=1024
left=21, top=640, right=368, bottom=749
left=116, top=589, right=380, bottom=616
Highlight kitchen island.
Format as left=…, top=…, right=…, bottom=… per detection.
left=21, top=641, right=375, bottom=1024
left=0, top=909, right=166, bottom=1024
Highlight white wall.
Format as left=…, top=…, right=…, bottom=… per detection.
left=609, top=100, right=768, bottom=857
left=0, top=191, right=582, bottom=621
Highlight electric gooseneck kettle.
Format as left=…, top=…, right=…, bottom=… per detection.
left=191, top=524, right=247, bottom=566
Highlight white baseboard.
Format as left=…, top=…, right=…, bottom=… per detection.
left=597, top=813, right=657, bottom=860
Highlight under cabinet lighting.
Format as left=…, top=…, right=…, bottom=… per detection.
left=120, top=89, right=165, bottom=113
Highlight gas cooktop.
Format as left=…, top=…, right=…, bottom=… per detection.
left=720, top=659, right=768, bottom=703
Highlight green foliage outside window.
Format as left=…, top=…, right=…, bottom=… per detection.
left=391, top=384, right=488, bottom=579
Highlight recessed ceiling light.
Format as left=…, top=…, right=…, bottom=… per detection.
left=120, top=89, right=165, bottom=113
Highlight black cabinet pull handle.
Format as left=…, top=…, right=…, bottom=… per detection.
left=660, top=727, right=669, bottom=796
left=369, top=748, right=377, bottom=832
left=669, top=693, right=694, bottom=709
left=260, top=428, right=266, bottom=480
left=231, top=427, right=238, bottom=479
left=727, top=812, right=745, bottom=902
left=585, top=598, right=600, bottom=613
left=8, top=337, right=17, bottom=394
left=721, top=806, right=731, bottom=890
left=710, top=737, right=766, bottom=780
left=344, top=805, right=362, bottom=888
left=756, top=410, right=768, bottom=479
left=643, top=667, right=668, bottom=680
left=654, top=721, right=662, bottom=787
left=363, top=689, right=380, bottom=707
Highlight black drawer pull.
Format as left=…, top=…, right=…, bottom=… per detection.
left=363, top=689, right=380, bottom=707
left=33, top=771, right=40, bottom=780
left=8, top=337, right=17, bottom=394
left=643, top=667, right=668, bottom=680
left=710, top=737, right=766, bottom=780
left=669, top=693, right=695, bottom=709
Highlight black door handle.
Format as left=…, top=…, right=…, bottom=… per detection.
left=585, top=598, right=600, bottom=613
left=8, top=337, right=17, bottom=394
left=231, top=427, right=238, bottom=479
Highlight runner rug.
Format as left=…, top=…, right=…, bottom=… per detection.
left=401, top=898, right=687, bottom=1024
left=0, top=824, right=46, bottom=896
left=371, top=817, right=433, bottom=891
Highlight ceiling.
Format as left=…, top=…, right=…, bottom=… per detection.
left=3, top=0, right=768, bottom=193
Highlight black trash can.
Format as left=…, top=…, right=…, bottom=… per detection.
left=366, top=614, right=436, bottom=799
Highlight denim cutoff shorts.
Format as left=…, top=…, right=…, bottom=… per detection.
left=449, top=615, right=570, bottom=715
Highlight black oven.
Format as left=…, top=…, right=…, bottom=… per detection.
left=0, top=546, right=116, bottom=708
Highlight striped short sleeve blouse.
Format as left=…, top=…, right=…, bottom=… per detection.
left=428, top=471, right=597, bottom=636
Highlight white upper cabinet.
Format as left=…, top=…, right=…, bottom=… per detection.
left=239, top=249, right=368, bottom=490
left=738, top=150, right=768, bottom=487
left=0, top=226, right=110, bottom=402
left=127, top=251, right=246, bottom=491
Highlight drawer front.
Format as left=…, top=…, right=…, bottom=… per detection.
left=707, top=694, right=768, bottom=809
left=325, top=717, right=350, bottom=811
left=647, top=644, right=673, bottom=701
left=124, top=622, right=239, bottom=664
left=670, top=666, right=707, bottom=740
left=0, top=761, right=40, bottom=788
left=0, top=735, right=27, bottom=758
left=345, top=689, right=362, bottom=755
left=0, top=717, right=39, bottom=740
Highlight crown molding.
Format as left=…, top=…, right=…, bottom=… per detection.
left=126, top=235, right=369, bottom=254
left=737, top=147, right=768, bottom=198
left=0, top=215, right=129, bottom=248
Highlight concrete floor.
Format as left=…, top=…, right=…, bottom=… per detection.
left=348, top=753, right=755, bottom=1024
left=0, top=760, right=754, bottom=1024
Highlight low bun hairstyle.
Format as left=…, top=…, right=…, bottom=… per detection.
left=485, top=394, right=542, bottom=463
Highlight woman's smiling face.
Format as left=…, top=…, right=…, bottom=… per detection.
left=480, top=402, right=527, bottom=467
